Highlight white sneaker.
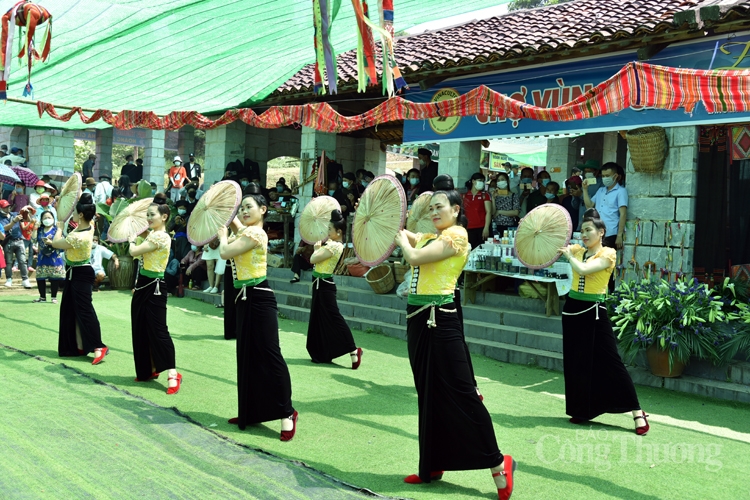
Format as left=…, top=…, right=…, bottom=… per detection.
left=4, top=279, right=12, bottom=288
left=203, top=286, right=213, bottom=292
left=210, top=287, right=219, bottom=294
left=22, top=279, right=32, bottom=289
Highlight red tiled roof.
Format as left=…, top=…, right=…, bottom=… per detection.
left=272, top=0, right=750, bottom=97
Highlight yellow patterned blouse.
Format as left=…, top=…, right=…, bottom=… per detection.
left=64, top=227, right=94, bottom=265
left=408, top=225, right=470, bottom=305
left=233, top=225, right=267, bottom=286
left=142, top=230, right=171, bottom=277
left=569, top=244, right=617, bottom=298
left=314, top=240, right=344, bottom=277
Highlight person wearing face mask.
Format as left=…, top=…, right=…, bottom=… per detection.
left=353, top=168, right=367, bottom=196
left=35, top=193, right=58, bottom=222
left=185, top=188, right=199, bottom=213
left=491, top=172, right=520, bottom=237
left=150, top=182, right=158, bottom=197
left=417, top=148, right=438, bottom=194
left=90, top=235, right=118, bottom=292
left=275, top=177, right=289, bottom=193
left=362, top=171, right=375, bottom=190
left=545, top=181, right=561, bottom=205
left=32, top=210, right=66, bottom=302
left=167, top=156, right=188, bottom=202
left=169, top=200, right=192, bottom=264
left=341, top=172, right=358, bottom=207
left=581, top=160, right=603, bottom=198
left=524, top=170, right=551, bottom=214
left=583, top=163, right=628, bottom=285
left=94, top=174, right=114, bottom=205
left=84, top=177, right=97, bottom=197
left=10, top=181, right=29, bottom=212
left=329, top=180, right=354, bottom=216
left=180, top=243, right=207, bottom=290
left=185, top=153, right=202, bottom=181
left=405, top=168, right=421, bottom=207
left=30, top=180, right=47, bottom=208
left=562, top=176, right=585, bottom=231
left=462, top=172, right=492, bottom=250
left=1, top=199, right=32, bottom=288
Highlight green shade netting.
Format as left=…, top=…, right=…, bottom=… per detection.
left=0, top=0, right=512, bottom=130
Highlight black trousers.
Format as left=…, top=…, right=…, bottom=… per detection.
left=58, top=266, right=105, bottom=356
left=291, top=254, right=312, bottom=276
left=602, top=236, right=618, bottom=293
left=37, top=279, right=62, bottom=299
left=224, top=262, right=238, bottom=340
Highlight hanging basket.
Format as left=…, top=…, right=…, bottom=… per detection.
left=364, top=264, right=395, bottom=294
left=393, top=262, right=409, bottom=283
left=626, top=126, right=669, bottom=174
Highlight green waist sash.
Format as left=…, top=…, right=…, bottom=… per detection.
left=234, top=276, right=266, bottom=289
left=65, top=258, right=90, bottom=266
left=140, top=268, right=164, bottom=279
left=407, top=293, right=454, bottom=306
left=312, top=271, right=333, bottom=279
left=569, top=290, right=606, bottom=302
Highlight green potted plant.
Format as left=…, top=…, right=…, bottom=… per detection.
left=714, top=277, right=750, bottom=363
left=608, top=278, right=730, bottom=377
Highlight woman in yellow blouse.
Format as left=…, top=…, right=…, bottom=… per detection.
left=394, top=179, right=516, bottom=500
left=217, top=183, right=297, bottom=441
left=559, top=208, right=649, bottom=435
left=44, top=193, right=108, bottom=364
left=306, top=209, right=362, bottom=368
left=128, top=203, right=182, bottom=394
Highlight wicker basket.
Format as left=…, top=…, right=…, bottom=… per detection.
left=365, top=264, right=395, bottom=294
left=393, top=262, right=409, bottom=283
left=626, top=126, right=669, bottom=174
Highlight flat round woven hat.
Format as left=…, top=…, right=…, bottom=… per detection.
left=299, top=195, right=341, bottom=244
left=107, top=197, right=154, bottom=243
left=187, top=180, right=242, bottom=246
left=406, top=191, right=435, bottom=234
left=514, top=203, right=572, bottom=269
left=353, top=175, right=406, bottom=267
left=56, top=172, right=82, bottom=222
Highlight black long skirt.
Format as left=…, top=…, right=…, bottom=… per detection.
left=454, top=287, right=478, bottom=387
left=131, top=274, right=176, bottom=380
left=562, top=297, right=641, bottom=420
left=407, top=302, right=503, bottom=482
left=307, top=277, right=356, bottom=363
left=224, top=261, right=238, bottom=340
left=58, top=265, right=105, bottom=356
left=235, top=280, right=294, bottom=428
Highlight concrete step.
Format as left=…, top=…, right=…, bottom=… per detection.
left=468, top=288, right=564, bottom=315
left=267, top=267, right=375, bottom=292
left=503, top=309, right=563, bottom=335
left=184, top=288, right=222, bottom=305
left=466, top=337, right=564, bottom=372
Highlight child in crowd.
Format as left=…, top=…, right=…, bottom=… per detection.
left=200, top=237, right=224, bottom=294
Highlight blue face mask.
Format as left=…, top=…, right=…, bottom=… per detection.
left=15, top=187, right=22, bottom=193
left=409, top=178, right=419, bottom=186
left=276, top=186, right=283, bottom=192
left=328, top=190, right=336, bottom=196
left=190, top=245, right=198, bottom=252
left=545, top=192, right=556, bottom=200
left=151, top=189, right=156, bottom=196
left=520, top=178, right=533, bottom=185
left=240, top=181, right=250, bottom=187
left=177, top=209, right=187, bottom=216
left=541, top=179, right=551, bottom=187
left=342, top=181, right=351, bottom=189
left=362, top=181, right=370, bottom=188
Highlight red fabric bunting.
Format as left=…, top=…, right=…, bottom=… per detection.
left=35, top=62, right=750, bottom=132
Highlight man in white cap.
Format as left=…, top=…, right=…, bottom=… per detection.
left=167, top=156, right=188, bottom=202
left=94, top=174, right=114, bottom=204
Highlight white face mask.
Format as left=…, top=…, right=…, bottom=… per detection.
left=497, top=181, right=508, bottom=189
left=42, top=218, right=54, bottom=227
left=602, top=175, right=615, bottom=187
left=584, top=172, right=595, bottom=179
left=419, top=159, right=425, bottom=167
left=342, top=181, right=351, bottom=189
left=475, top=181, right=485, bottom=190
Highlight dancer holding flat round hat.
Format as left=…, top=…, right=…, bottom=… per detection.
left=394, top=177, right=516, bottom=500
left=127, top=203, right=182, bottom=394
left=305, top=209, right=363, bottom=368
left=218, top=183, right=297, bottom=441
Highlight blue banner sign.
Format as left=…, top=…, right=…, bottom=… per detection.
left=403, top=32, right=750, bottom=143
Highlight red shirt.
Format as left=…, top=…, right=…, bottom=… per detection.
left=462, top=191, right=491, bottom=229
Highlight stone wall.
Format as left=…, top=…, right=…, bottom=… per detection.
left=28, top=129, right=75, bottom=174
left=623, top=125, right=697, bottom=280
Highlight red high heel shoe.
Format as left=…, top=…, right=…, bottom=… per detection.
left=403, top=471, right=444, bottom=484
left=92, top=347, right=108, bottom=365
left=166, top=373, right=182, bottom=395
left=134, top=372, right=160, bottom=382
left=351, top=348, right=363, bottom=370
left=477, top=387, right=484, bottom=401
left=280, top=411, right=298, bottom=441
left=634, top=411, right=650, bottom=435
left=495, top=455, right=517, bottom=500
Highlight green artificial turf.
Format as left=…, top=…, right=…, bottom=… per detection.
left=1, top=291, right=750, bottom=499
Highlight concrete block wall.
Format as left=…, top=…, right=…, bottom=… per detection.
left=27, top=129, right=75, bottom=174
left=204, top=121, right=246, bottom=186
left=545, top=136, right=578, bottom=185
left=0, top=126, right=28, bottom=152
left=245, top=127, right=269, bottom=185
left=440, top=140, right=482, bottom=186
left=143, top=129, right=166, bottom=189
left=95, top=128, right=114, bottom=179
left=623, top=125, right=698, bottom=279
left=297, top=127, right=337, bottom=242
left=267, top=127, right=301, bottom=164
left=177, top=126, right=195, bottom=160
left=336, top=135, right=357, bottom=173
